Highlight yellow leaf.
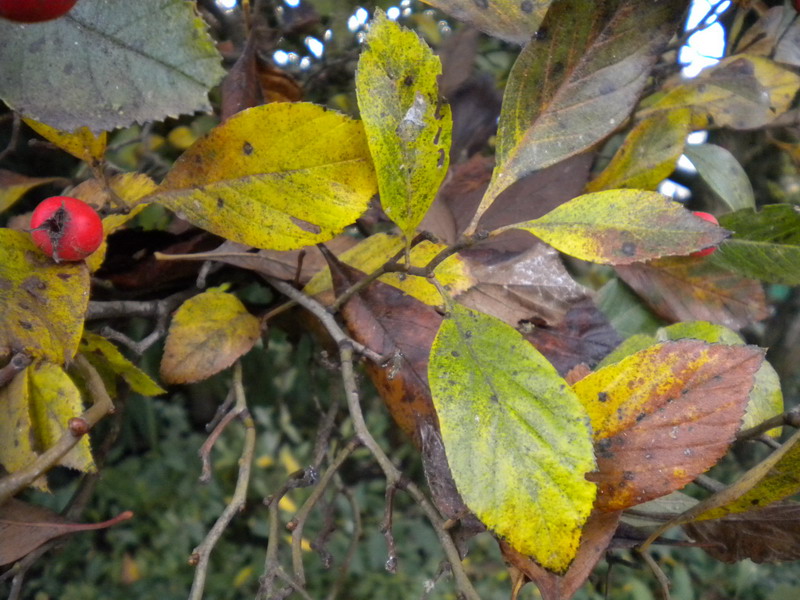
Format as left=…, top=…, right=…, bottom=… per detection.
left=160, top=286, right=261, bottom=384
left=29, top=361, right=94, bottom=473
left=0, top=229, right=90, bottom=364
left=303, top=232, right=472, bottom=305
left=356, top=11, right=452, bottom=242
left=23, top=118, right=107, bottom=165
left=0, top=369, right=41, bottom=490
left=0, top=170, right=66, bottom=214
left=642, top=55, right=800, bottom=130
left=151, top=103, right=377, bottom=251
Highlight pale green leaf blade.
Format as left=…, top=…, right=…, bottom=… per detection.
left=428, top=304, right=596, bottom=573
left=0, top=0, right=224, bottom=133
left=80, top=331, right=166, bottom=397
left=510, top=190, right=728, bottom=264
left=684, top=144, right=755, bottom=211
left=472, top=0, right=685, bottom=224
left=421, top=0, right=551, bottom=44
left=710, top=205, right=800, bottom=285
left=356, top=11, right=452, bottom=240
left=0, top=370, right=40, bottom=489
left=150, top=103, right=377, bottom=251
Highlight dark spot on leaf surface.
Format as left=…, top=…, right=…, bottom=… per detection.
left=473, top=0, right=488, bottom=9
left=490, top=394, right=499, bottom=404
left=243, top=141, right=254, bottom=155
left=433, top=127, right=441, bottom=145
left=18, top=321, right=32, bottom=330
left=621, top=242, right=636, bottom=256
left=57, top=273, right=71, bottom=280
left=290, top=217, right=321, bottom=235
left=438, top=149, right=445, bottom=168
left=217, top=197, right=224, bottom=209
left=597, top=391, right=608, bottom=403
left=751, top=499, right=760, bottom=505
left=535, top=27, right=549, bottom=41
left=623, top=471, right=636, bottom=481
left=636, top=412, right=646, bottom=422
left=520, top=0, right=533, bottom=13
left=403, top=75, right=414, bottom=87
left=28, top=37, right=46, bottom=53
left=451, top=350, right=460, bottom=357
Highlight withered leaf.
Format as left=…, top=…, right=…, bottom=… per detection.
left=578, top=341, right=764, bottom=511
left=615, top=256, right=769, bottom=330
left=0, top=499, right=132, bottom=566
left=684, top=503, right=800, bottom=563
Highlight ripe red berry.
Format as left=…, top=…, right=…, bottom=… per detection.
left=0, top=0, right=78, bottom=23
left=30, top=196, right=103, bottom=262
left=691, top=211, right=719, bottom=257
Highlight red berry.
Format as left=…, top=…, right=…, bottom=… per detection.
left=0, top=0, right=78, bottom=23
left=30, top=196, right=103, bottom=262
left=690, top=211, right=719, bottom=257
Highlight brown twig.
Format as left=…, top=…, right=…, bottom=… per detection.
left=188, top=362, right=256, bottom=600
left=736, top=407, right=800, bottom=440
left=0, top=355, right=114, bottom=505
left=638, top=550, right=671, bottom=600
left=381, top=483, right=399, bottom=573
left=338, top=343, right=481, bottom=600
left=0, top=352, right=32, bottom=389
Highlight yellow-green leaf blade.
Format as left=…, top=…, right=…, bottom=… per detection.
left=473, top=0, right=685, bottom=225
left=587, top=109, right=691, bottom=192
left=160, top=286, right=261, bottom=384
left=0, top=370, right=40, bottom=489
left=80, top=331, right=166, bottom=397
left=0, top=228, right=90, bottom=364
left=29, top=362, right=94, bottom=473
left=150, top=103, right=377, bottom=251
left=0, top=170, right=66, bottom=214
left=510, top=190, right=728, bottom=265
left=356, top=11, right=452, bottom=241
left=428, top=304, right=596, bottom=573
left=23, top=119, right=106, bottom=165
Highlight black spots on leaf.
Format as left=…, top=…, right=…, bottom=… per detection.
left=535, top=27, right=549, bottom=42
left=290, top=216, right=321, bottom=235
left=18, top=321, right=33, bottom=330
left=437, top=149, right=445, bottom=168
left=490, top=394, right=499, bottom=404
left=473, top=0, right=489, bottom=9
left=57, top=273, right=71, bottom=280
left=623, top=471, right=636, bottom=482
left=597, top=391, right=608, bottom=403
left=403, top=75, right=414, bottom=87
left=217, top=197, right=225, bottom=209
left=520, top=0, right=534, bottom=14
left=635, top=412, right=646, bottom=423
left=242, top=141, right=254, bottom=156
left=621, top=242, right=636, bottom=257
left=451, top=350, right=460, bottom=358
left=433, top=127, right=441, bottom=145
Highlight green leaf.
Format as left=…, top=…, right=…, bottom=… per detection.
left=596, top=279, right=665, bottom=339
left=0, top=0, right=224, bottom=133
left=150, top=103, right=377, bottom=251
left=470, top=0, right=684, bottom=227
left=428, top=304, right=596, bottom=573
left=587, top=109, right=691, bottom=192
left=508, top=190, right=728, bottom=264
left=0, top=229, right=90, bottom=364
left=710, top=205, right=800, bottom=285
left=684, top=144, right=755, bottom=211
left=420, top=0, right=551, bottom=44
left=356, top=11, right=452, bottom=242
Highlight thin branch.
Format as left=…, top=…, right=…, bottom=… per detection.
left=0, top=355, right=114, bottom=505
left=338, top=343, right=481, bottom=600
left=737, top=407, right=800, bottom=440
left=289, top=439, right=360, bottom=585
left=0, top=112, right=21, bottom=163
left=638, top=550, right=671, bottom=600
left=263, top=276, right=384, bottom=364
left=381, top=484, right=399, bottom=573
left=188, top=362, right=256, bottom=600
left=0, top=352, right=32, bottom=389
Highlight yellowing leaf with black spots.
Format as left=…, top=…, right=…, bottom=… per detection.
left=0, top=229, right=90, bottom=364
left=28, top=362, right=94, bottom=473
left=573, top=340, right=763, bottom=511
left=422, top=0, right=550, bottom=44
left=80, top=331, right=165, bottom=397
left=161, top=287, right=261, bottom=384
left=587, top=109, right=691, bottom=192
left=507, top=190, right=729, bottom=265
left=469, top=0, right=685, bottom=228
left=23, top=119, right=106, bottom=166
left=151, top=103, right=377, bottom=251
left=0, top=370, right=40, bottom=489
left=428, top=304, right=596, bottom=573
left=356, top=12, right=452, bottom=242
